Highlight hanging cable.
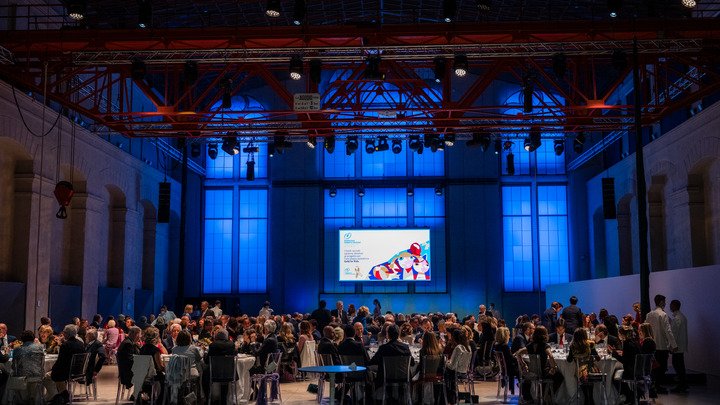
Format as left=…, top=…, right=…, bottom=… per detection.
left=11, top=85, right=61, bottom=138
left=33, top=62, right=50, bottom=331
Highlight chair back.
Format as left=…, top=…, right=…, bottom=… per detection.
left=300, top=340, right=316, bottom=367
left=279, top=341, right=298, bottom=363
left=634, top=354, right=653, bottom=380
left=69, top=352, right=91, bottom=381
left=167, top=355, right=193, bottom=384
left=420, top=355, right=445, bottom=382
left=12, top=350, right=45, bottom=378
left=209, top=355, right=238, bottom=383
left=265, top=351, right=281, bottom=374
left=520, top=354, right=543, bottom=380
left=494, top=352, right=507, bottom=377
left=340, top=355, right=367, bottom=382
left=318, top=353, right=335, bottom=366
left=466, top=349, right=478, bottom=374
left=383, top=356, right=412, bottom=384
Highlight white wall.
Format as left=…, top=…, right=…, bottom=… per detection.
left=546, top=265, right=720, bottom=378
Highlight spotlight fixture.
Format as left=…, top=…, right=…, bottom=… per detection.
left=242, top=143, right=259, bottom=154
left=131, top=60, right=147, bottom=81
left=442, top=0, right=457, bottom=23
left=434, top=57, right=446, bottom=83
left=272, top=134, right=293, bottom=155
left=476, top=0, right=492, bottom=11
left=466, top=133, right=490, bottom=151
left=611, top=50, right=627, bottom=71
left=608, top=0, right=623, bottom=18
left=357, top=185, right=365, bottom=198
left=444, top=133, right=455, bottom=146
left=191, top=143, right=201, bottom=158
left=221, top=136, right=240, bottom=156
left=454, top=54, right=468, bottom=77
left=392, top=139, right=402, bottom=154
left=506, top=153, right=515, bottom=175
left=365, top=139, right=376, bottom=154
left=346, top=136, right=358, bottom=156
left=407, top=185, right=414, bottom=197
left=309, top=60, right=322, bottom=84
left=184, top=61, right=198, bottom=86
left=523, top=74, right=535, bottom=113
left=376, top=136, right=390, bottom=152
left=494, top=139, right=502, bottom=154
left=289, top=57, right=303, bottom=80
left=207, top=144, right=218, bottom=160
left=435, top=185, right=443, bottom=196
left=138, top=0, right=152, bottom=29
left=574, top=132, right=586, bottom=153
left=268, top=143, right=276, bottom=157
left=246, top=158, right=255, bottom=181
left=503, top=140, right=514, bottom=151
left=307, top=137, right=317, bottom=149
left=430, top=136, right=444, bottom=153
left=266, top=0, right=281, bottom=17
left=416, top=143, right=424, bottom=155
left=364, top=56, right=386, bottom=81
left=552, top=53, right=567, bottom=80
left=293, top=0, right=307, bottom=25
left=682, top=0, right=696, bottom=8
left=554, top=139, right=564, bottom=156
left=524, top=131, right=542, bottom=152
left=67, top=0, right=87, bottom=21
left=408, top=135, right=422, bottom=151
left=324, top=136, right=335, bottom=154
left=329, top=185, right=337, bottom=198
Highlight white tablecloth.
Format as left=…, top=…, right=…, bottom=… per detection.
left=233, top=354, right=257, bottom=404
left=553, top=355, right=622, bottom=405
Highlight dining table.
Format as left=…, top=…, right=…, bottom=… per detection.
left=547, top=348, right=623, bottom=405
left=299, top=365, right=367, bottom=405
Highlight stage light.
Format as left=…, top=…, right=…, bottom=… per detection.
left=466, top=133, right=482, bottom=148
left=454, top=54, right=468, bottom=77
left=434, top=57, right=446, bottom=83
left=138, top=0, right=152, bottom=28
left=416, top=143, right=424, bottom=155
left=268, top=143, right=276, bottom=157
left=329, top=186, right=337, bottom=198
left=442, top=0, right=457, bottom=23
left=191, top=143, right=201, bottom=158
left=435, top=185, right=443, bottom=196
left=131, top=60, right=147, bottom=80
left=553, top=53, right=567, bottom=80
left=365, top=139, right=376, bottom=154
left=364, top=57, right=386, bottom=81
left=407, top=185, right=414, bottom=197
left=324, top=136, right=335, bottom=154
left=476, top=0, right=492, bottom=11
left=444, top=133, right=455, bottom=146
left=503, top=140, right=514, bottom=151
left=309, top=60, right=322, bottom=84
left=207, top=144, right=218, bottom=160
left=266, top=0, right=281, bottom=17
left=184, top=61, right=198, bottom=86
left=376, top=136, right=390, bottom=152
left=682, top=0, right=696, bottom=8
left=346, top=136, right=358, bottom=155
left=307, top=137, right=316, bottom=149
left=392, top=139, right=402, bottom=154
left=272, top=135, right=293, bottom=155
left=612, top=50, right=627, bottom=71
left=494, top=139, right=502, bottom=154
left=554, top=139, right=564, bottom=156
left=430, top=136, right=444, bottom=153
left=246, top=159, right=255, bottom=181
left=67, top=0, right=86, bottom=21
left=524, top=131, right=541, bottom=152
left=293, top=0, right=307, bottom=24
left=221, top=136, right=240, bottom=155
left=289, top=57, right=303, bottom=80
left=523, top=74, right=535, bottom=113
left=608, top=0, right=623, bottom=18
left=409, top=135, right=422, bottom=151
left=506, top=153, right=515, bottom=175
left=574, top=132, right=586, bottom=153
left=357, top=185, right=365, bottom=198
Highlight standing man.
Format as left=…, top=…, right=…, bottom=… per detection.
left=198, top=301, right=215, bottom=319
left=331, top=301, right=349, bottom=325
left=646, top=294, right=677, bottom=394
left=310, top=300, right=333, bottom=331
left=561, top=296, right=584, bottom=334
left=670, top=299, right=688, bottom=392
left=478, top=305, right=488, bottom=318
left=211, top=300, right=223, bottom=318
left=542, top=302, right=562, bottom=334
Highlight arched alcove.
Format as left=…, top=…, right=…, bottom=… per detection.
left=105, top=184, right=127, bottom=289
left=54, top=166, right=88, bottom=286
left=592, top=206, right=607, bottom=279
left=617, top=194, right=635, bottom=276
left=648, top=176, right=668, bottom=272
left=688, top=157, right=716, bottom=267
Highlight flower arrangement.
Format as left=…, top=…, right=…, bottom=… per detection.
left=197, top=338, right=212, bottom=348
left=11, top=340, right=22, bottom=349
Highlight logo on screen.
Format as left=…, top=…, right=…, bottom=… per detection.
left=344, top=232, right=352, bottom=239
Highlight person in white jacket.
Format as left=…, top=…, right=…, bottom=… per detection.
left=670, top=299, right=689, bottom=392
left=645, top=294, right=677, bottom=394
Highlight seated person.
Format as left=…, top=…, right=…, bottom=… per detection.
left=250, top=320, right=278, bottom=374
left=494, top=327, right=518, bottom=395
left=84, top=329, right=106, bottom=384
left=548, top=318, right=573, bottom=346
left=117, top=326, right=142, bottom=390
left=368, top=324, right=415, bottom=388
left=567, top=328, right=600, bottom=405
left=203, top=329, right=237, bottom=400
left=139, top=327, right=165, bottom=404
left=50, top=325, right=86, bottom=404
left=514, top=326, right=563, bottom=403
left=164, top=323, right=182, bottom=354
left=38, top=325, right=59, bottom=354
left=595, top=324, right=620, bottom=348
left=171, top=331, right=203, bottom=377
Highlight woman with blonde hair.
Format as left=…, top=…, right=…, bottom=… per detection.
left=104, top=320, right=121, bottom=360
left=494, top=327, right=517, bottom=395
left=400, top=323, right=414, bottom=344
left=278, top=322, right=296, bottom=344
left=38, top=324, right=59, bottom=354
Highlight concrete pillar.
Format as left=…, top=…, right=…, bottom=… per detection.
left=108, top=207, right=127, bottom=288
left=0, top=154, right=15, bottom=278
left=142, top=216, right=157, bottom=290
left=76, top=193, right=104, bottom=319
left=123, top=208, right=143, bottom=317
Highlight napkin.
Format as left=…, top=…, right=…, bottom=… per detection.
left=349, top=362, right=357, bottom=371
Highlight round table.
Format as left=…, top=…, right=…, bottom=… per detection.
left=299, top=365, right=367, bottom=405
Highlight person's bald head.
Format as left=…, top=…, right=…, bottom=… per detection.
left=354, top=322, right=364, bottom=337
left=323, top=326, right=335, bottom=339
left=0, top=323, right=7, bottom=338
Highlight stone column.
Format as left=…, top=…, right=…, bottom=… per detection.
left=123, top=208, right=143, bottom=317
left=667, top=189, right=693, bottom=269
left=76, top=192, right=104, bottom=319
left=0, top=154, right=15, bottom=278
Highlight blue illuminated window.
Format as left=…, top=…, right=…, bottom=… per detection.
left=203, top=190, right=233, bottom=293
left=536, top=140, right=566, bottom=175
left=237, top=190, right=268, bottom=293
left=205, top=152, right=235, bottom=179
left=362, top=143, right=407, bottom=177
left=538, top=186, right=569, bottom=290
left=413, top=149, right=445, bottom=176
left=324, top=148, right=355, bottom=178
left=502, top=186, right=533, bottom=292
left=324, top=189, right=356, bottom=294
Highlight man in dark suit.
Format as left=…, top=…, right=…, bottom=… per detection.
left=368, top=324, right=415, bottom=387
left=310, top=300, right=333, bottom=331
left=548, top=318, right=573, bottom=345
left=203, top=328, right=237, bottom=399
left=251, top=320, right=279, bottom=374
left=310, top=320, right=322, bottom=342
left=50, top=325, right=87, bottom=403
left=511, top=322, right=534, bottom=354
left=542, top=302, right=562, bottom=334
left=164, top=323, right=181, bottom=353
left=0, top=323, right=16, bottom=351
left=561, top=296, right=584, bottom=334
left=317, top=326, right=342, bottom=365
left=338, top=325, right=369, bottom=363
left=331, top=301, right=349, bottom=325
left=89, top=314, right=103, bottom=329
left=136, top=316, right=152, bottom=331
left=117, top=326, right=142, bottom=390
left=84, top=329, right=106, bottom=385
left=353, top=322, right=369, bottom=345
left=594, top=324, right=620, bottom=348
left=198, top=301, right=216, bottom=320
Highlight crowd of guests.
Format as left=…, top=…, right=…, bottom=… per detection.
left=0, top=295, right=689, bottom=405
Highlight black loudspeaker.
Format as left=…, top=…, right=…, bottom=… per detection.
left=158, top=182, right=171, bottom=223
left=602, top=177, right=616, bottom=220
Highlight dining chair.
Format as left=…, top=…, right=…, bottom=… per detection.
left=115, top=353, right=131, bottom=405
left=251, top=351, right=283, bottom=405
left=517, top=354, right=553, bottom=405
left=574, top=357, right=608, bottom=405
left=456, top=349, right=477, bottom=403
left=208, top=355, right=239, bottom=405
left=339, top=355, right=369, bottom=405
left=419, top=355, right=448, bottom=405
left=67, top=352, right=90, bottom=404
left=7, top=351, right=45, bottom=405
left=619, top=354, right=654, bottom=405
left=381, top=356, right=412, bottom=405
left=494, top=352, right=509, bottom=403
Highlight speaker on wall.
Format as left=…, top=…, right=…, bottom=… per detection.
left=602, top=177, right=616, bottom=220
left=158, top=182, right=171, bottom=223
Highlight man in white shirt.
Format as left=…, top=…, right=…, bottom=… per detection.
left=211, top=300, right=223, bottom=318
left=670, top=299, right=689, bottom=392
left=645, top=294, right=677, bottom=393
